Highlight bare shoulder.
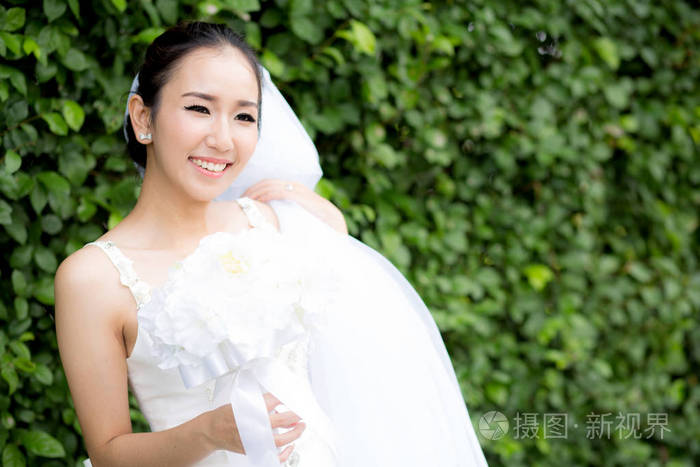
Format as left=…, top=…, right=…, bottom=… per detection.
left=251, top=199, right=281, bottom=232
left=54, top=244, right=129, bottom=323
left=56, top=244, right=113, bottom=293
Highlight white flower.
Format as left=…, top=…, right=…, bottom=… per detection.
left=139, top=228, right=339, bottom=371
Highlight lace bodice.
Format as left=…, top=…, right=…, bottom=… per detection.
left=81, top=197, right=334, bottom=467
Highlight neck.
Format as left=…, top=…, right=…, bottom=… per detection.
left=125, top=156, right=221, bottom=251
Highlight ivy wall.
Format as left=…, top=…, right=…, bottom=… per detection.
left=0, top=0, right=698, bottom=465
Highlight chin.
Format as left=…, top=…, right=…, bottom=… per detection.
left=188, top=161, right=249, bottom=202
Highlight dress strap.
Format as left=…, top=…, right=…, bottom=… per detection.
left=82, top=240, right=152, bottom=309
left=236, top=197, right=272, bottom=229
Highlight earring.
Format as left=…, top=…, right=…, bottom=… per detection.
left=139, top=133, right=152, bottom=141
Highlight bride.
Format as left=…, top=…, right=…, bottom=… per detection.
left=54, top=21, right=488, bottom=467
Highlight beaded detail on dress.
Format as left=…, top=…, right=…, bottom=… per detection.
left=82, top=239, right=152, bottom=309
left=236, top=196, right=271, bottom=229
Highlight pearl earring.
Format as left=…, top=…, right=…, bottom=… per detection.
left=139, top=133, right=152, bottom=141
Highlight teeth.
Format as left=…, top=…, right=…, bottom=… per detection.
left=190, top=158, right=227, bottom=172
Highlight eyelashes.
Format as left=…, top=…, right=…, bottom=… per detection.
left=184, top=104, right=209, bottom=114
left=183, top=105, right=256, bottom=122
left=237, top=113, right=256, bottom=122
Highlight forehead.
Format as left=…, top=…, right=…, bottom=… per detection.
left=164, top=46, right=258, bottom=99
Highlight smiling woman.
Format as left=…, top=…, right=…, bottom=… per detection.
left=53, top=20, right=487, bottom=467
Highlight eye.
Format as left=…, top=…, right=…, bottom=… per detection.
left=184, top=104, right=209, bottom=114
left=236, top=113, right=256, bottom=123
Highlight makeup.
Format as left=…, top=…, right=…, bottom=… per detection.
left=188, top=158, right=231, bottom=178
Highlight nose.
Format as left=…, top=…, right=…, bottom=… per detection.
left=205, top=115, right=234, bottom=153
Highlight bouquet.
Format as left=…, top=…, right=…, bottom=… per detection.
left=139, top=226, right=339, bottom=371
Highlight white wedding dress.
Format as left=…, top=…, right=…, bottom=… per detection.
left=81, top=196, right=488, bottom=467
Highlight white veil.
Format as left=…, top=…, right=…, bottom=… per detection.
left=215, top=66, right=467, bottom=404
left=131, top=65, right=488, bottom=466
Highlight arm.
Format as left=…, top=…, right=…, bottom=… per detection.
left=242, top=179, right=348, bottom=235
left=54, top=250, right=217, bottom=466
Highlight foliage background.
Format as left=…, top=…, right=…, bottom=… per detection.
left=0, top=0, right=698, bottom=465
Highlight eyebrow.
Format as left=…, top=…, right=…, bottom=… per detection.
left=181, top=92, right=258, bottom=107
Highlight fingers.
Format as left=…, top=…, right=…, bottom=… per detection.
left=278, top=444, right=295, bottom=463
left=274, top=421, right=306, bottom=447
left=249, top=190, right=291, bottom=203
left=270, top=410, right=302, bottom=428
left=243, top=180, right=308, bottom=202
left=242, top=179, right=284, bottom=197
left=263, top=392, right=281, bottom=412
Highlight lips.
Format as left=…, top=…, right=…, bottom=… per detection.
left=187, top=157, right=234, bottom=178
left=188, top=156, right=233, bottom=165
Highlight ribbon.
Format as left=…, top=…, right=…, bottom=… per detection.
left=178, top=338, right=337, bottom=466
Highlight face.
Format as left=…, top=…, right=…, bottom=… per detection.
left=135, top=45, right=259, bottom=201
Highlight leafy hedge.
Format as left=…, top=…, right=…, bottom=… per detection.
left=1, top=0, right=698, bottom=465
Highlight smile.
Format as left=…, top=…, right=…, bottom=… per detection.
left=188, top=157, right=233, bottom=178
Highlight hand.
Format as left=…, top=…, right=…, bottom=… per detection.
left=204, top=392, right=306, bottom=463
left=243, top=179, right=348, bottom=235
left=242, top=179, right=311, bottom=204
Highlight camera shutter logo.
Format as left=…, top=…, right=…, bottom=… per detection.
left=479, top=411, right=509, bottom=440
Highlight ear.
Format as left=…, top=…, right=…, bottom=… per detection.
left=128, top=94, right=152, bottom=143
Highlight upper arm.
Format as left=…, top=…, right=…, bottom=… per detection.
left=54, top=249, right=133, bottom=462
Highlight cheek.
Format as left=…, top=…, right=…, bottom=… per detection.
left=174, top=117, right=208, bottom=141
left=161, top=112, right=207, bottom=144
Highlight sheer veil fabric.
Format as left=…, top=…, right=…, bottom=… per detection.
left=132, top=66, right=488, bottom=466
left=267, top=201, right=488, bottom=466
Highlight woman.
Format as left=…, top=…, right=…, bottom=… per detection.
left=54, top=21, right=488, bottom=466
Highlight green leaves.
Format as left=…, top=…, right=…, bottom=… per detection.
left=593, top=37, right=620, bottom=70
left=230, top=0, right=260, bottom=12
left=155, top=0, right=177, bottom=24
left=61, top=100, right=84, bottom=131
left=489, top=24, right=523, bottom=56
left=2, top=444, right=25, bottom=467
left=2, top=8, right=25, bottom=32
left=0, top=1, right=697, bottom=466
left=0, top=199, right=12, bottom=225
left=261, top=49, right=285, bottom=77
left=337, top=20, right=376, bottom=56
left=22, top=37, right=40, bottom=61
left=33, top=276, right=55, bottom=305
left=4, top=150, right=21, bottom=173
left=0, top=65, right=26, bottom=95
left=18, top=430, right=65, bottom=457
left=41, top=113, right=68, bottom=135
left=523, top=264, right=554, bottom=291
left=60, top=48, right=89, bottom=71
left=34, top=246, right=57, bottom=273
left=110, top=0, right=127, bottom=13
left=67, top=0, right=79, bottom=19
left=1, top=364, right=19, bottom=395
left=37, top=171, right=70, bottom=196
left=33, top=364, right=53, bottom=385
left=43, top=0, right=66, bottom=22
left=132, top=27, right=166, bottom=44
left=0, top=31, right=21, bottom=56
left=290, top=16, right=323, bottom=44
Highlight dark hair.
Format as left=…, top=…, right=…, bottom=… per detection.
left=125, top=21, right=262, bottom=169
